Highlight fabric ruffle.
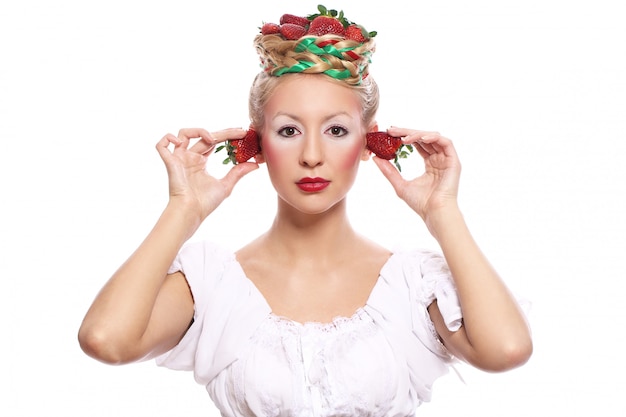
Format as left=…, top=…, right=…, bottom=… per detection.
left=156, top=241, right=464, bottom=415
left=156, top=241, right=271, bottom=384
left=364, top=249, right=460, bottom=407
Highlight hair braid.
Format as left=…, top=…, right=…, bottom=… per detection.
left=254, top=34, right=375, bottom=86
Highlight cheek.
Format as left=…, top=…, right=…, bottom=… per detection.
left=339, top=142, right=365, bottom=170
left=262, top=138, right=291, bottom=170
left=263, top=143, right=280, bottom=164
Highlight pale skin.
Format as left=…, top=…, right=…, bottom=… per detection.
left=78, top=75, right=532, bottom=373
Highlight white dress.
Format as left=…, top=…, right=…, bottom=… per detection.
left=156, top=240, right=463, bottom=417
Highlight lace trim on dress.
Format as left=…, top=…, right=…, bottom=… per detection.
left=268, top=307, right=371, bottom=330
left=249, top=308, right=379, bottom=350
left=423, top=306, right=452, bottom=356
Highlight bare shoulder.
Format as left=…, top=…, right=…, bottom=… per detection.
left=233, top=235, right=282, bottom=285
left=352, top=235, right=393, bottom=266
left=234, top=234, right=270, bottom=266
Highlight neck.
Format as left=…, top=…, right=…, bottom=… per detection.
left=265, top=198, right=358, bottom=261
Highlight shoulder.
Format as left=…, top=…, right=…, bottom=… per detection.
left=378, top=247, right=456, bottom=314
left=172, top=240, right=234, bottom=270
left=233, top=235, right=266, bottom=268
left=178, top=239, right=234, bottom=261
left=168, top=240, right=238, bottom=295
left=385, top=246, right=449, bottom=277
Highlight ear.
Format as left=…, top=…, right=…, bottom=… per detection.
left=254, top=151, right=266, bottom=164
left=361, top=122, right=379, bottom=161
left=253, top=129, right=266, bottom=164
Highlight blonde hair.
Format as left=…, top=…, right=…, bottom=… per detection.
left=249, top=33, right=380, bottom=132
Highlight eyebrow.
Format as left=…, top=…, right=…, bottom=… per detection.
left=272, top=111, right=354, bottom=123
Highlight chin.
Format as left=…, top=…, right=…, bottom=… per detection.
left=279, top=195, right=347, bottom=216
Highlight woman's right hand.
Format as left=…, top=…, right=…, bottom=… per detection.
left=156, top=127, right=259, bottom=223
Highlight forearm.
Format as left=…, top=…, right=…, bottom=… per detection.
left=79, top=200, right=199, bottom=355
left=426, top=205, right=532, bottom=369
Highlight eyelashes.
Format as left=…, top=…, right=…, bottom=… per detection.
left=327, top=125, right=348, bottom=138
left=277, top=125, right=299, bottom=138
left=276, top=125, right=350, bottom=139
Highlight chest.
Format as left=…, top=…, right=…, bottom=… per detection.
left=210, top=312, right=404, bottom=416
left=252, top=265, right=381, bottom=323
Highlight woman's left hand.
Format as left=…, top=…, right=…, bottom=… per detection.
left=372, top=127, right=461, bottom=221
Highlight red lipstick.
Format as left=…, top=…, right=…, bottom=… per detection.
left=296, top=177, right=330, bottom=192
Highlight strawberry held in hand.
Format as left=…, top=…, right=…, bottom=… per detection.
left=366, top=131, right=413, bottom=171
left=216, top=129, right=261, bottom=165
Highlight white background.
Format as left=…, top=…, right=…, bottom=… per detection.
left=1, top=0, right=624, bottom=415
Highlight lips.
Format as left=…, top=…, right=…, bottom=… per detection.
left=296, top=177, right=330, bottom=192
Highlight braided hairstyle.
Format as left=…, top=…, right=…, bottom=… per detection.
left=248, top=33, right=379, bottom=132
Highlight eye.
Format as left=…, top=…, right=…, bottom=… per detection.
left=327, top=125, right=348, bottom=138
left=278, top=126, right=300, bottom=138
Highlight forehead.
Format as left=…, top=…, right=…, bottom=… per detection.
left=265, top=74, right=362, bottom=118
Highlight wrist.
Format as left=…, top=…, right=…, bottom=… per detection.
left=424, top=203, right=464, bottom=242
left=162, top=197, right=204, bottom=240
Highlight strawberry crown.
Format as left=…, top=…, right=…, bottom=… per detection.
left=270, top=38, right=372, bottom=81
left=255, top=4, right=376, bottom=85
left=307, top=5, right=377, bottom=36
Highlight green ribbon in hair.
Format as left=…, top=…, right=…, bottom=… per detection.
left=273, top=59, right=353, bottom=80
left=295, top=37, right=360, bottom=59
left=271, top=38, right=367, bottom=81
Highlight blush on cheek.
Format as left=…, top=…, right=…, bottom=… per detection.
left=263, top=142, right=281, bottom=165
left=341, top=143, right=365, bottom=170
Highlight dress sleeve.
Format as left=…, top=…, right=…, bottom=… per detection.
left=155, top=240, right=270, bottom=385
left=403, top=249, right=462, bottom=360
left=412, top=249, right=463, bottom=331
left=365, top=248, right=461, bottom=404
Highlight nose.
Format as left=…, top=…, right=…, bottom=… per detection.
left=299, top=133, right=324, bottom=167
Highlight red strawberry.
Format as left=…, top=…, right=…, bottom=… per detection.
left=261, top=22, right=281, bottom=35
left=307, top=15, right=345, bottom=36
left=345, top=24, right=367, bottom=42
left=345, top=24, right=377, bottom=42
left=280, top=13, right=309, bottom=27
left=366, top=131, right=414, bottom=171
left=280, top=23, right=307, bottom=40
left=217, top=129, right=261, bottom=164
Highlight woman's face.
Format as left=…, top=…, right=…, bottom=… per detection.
left=260, top=74, right=373, bottom=215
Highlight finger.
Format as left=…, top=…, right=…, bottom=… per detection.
left=386, top=128, right=442, bottom=155
left=186, top=127, right=248, bottom=155
left=417, top=141, right=436, bottom=155
left=177, top=127, right=212, bottom=141
left=420, top=134, right=458, bottom=158
left=414, top=142, right=432, bottom=159
left=210, top=127, right=248, bottom=143
left=189, top=131, right=218, bottom=155
left=194, top=127, right=249, bottom=155
left=387, top=127, right=438, bottom=142
left=175, top=127, right=213, bottom=150
left=372, top=156, right=405, bottom=195
left=220, top=161, right=259, bottom=192
left=155, top=133, right=181, bottom=162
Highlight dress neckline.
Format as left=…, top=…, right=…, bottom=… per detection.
left=231, top=252, right=397, bottom=326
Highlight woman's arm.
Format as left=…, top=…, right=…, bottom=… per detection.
left=78, top=201, right=198, bottom=365
left=373, top=127, right=532, bottom=372
left=425, top=206, right=532, bottom=371
left=78, top=128, right=259, bottom=365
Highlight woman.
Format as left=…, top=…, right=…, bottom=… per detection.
left=79, top=5, right=532, bottom=416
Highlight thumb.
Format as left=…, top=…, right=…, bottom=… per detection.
left=372, top=157, right=404, bottom=195
left=220, top=162, right=259, bottom=192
